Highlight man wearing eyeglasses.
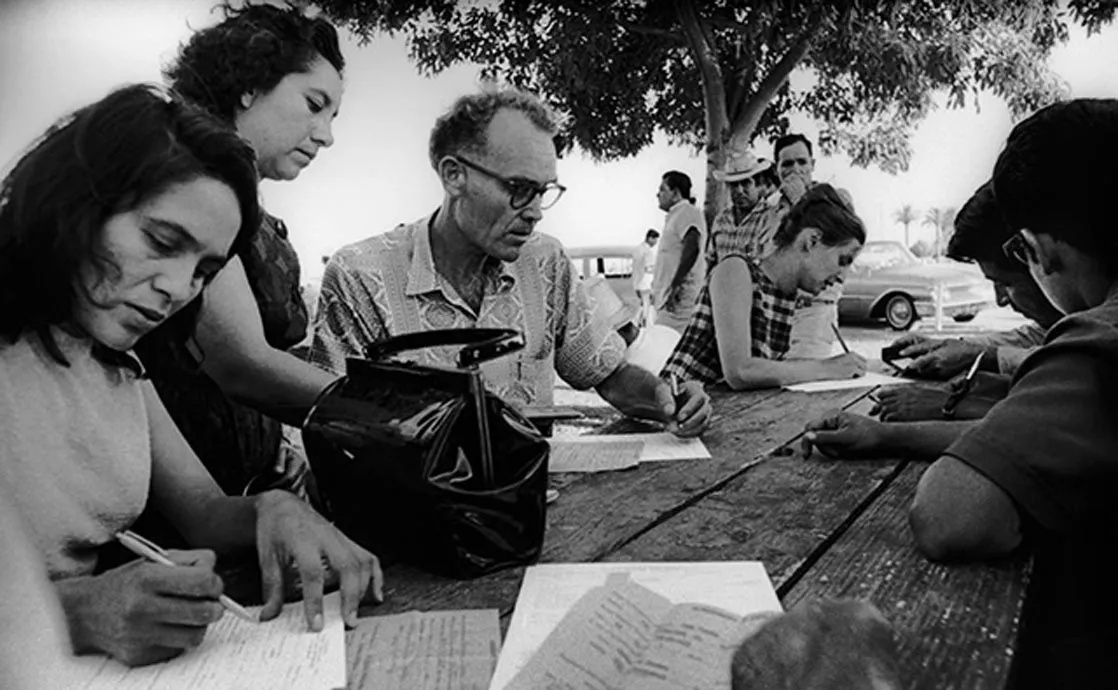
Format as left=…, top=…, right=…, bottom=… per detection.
left=906, top=99, right=1118, bottom=687
left=878, top=182, right=1062, bottom=384
left=301, top=89, right=711, bottom=437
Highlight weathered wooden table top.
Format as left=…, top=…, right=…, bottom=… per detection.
left=366, top=385, right=1030, bottom=690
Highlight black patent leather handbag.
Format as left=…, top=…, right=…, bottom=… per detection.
left=302, top=328, right=549, bottom=579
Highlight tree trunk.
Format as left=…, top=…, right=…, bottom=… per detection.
left=673, top=0, right=730, bottom=229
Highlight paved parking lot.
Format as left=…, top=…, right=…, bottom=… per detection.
left=841, top=304, right=1029, bottom=359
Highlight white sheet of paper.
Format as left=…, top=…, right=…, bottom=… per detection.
left=783, top=370, right=915, bottom=392
left=548, top=439, right=644, bottom=472
left=489, top=562, right=782, bottom=690
left=549, top=433, right=710, bottom=473
left=62, top=592, right=346, bottom=690
left=347, top=609, right=501, bottom=690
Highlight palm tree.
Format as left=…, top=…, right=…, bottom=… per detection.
left=892, top=204, right=918, bottom=250
left=922, top=207, right=956, bottom=258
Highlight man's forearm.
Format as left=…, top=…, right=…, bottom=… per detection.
left=595, top=364, right=665, bottom=421
left=879, top=420, right=980, bottom=461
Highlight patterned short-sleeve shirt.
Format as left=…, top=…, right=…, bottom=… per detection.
left=661, top=203, right=797, bottom=384
left=301, top=214, right=627, bottom=406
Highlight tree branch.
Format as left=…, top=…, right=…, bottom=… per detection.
left=673, top=0, right=729, bottom=226
left=729, top=25, right=815, bottom=147
left=672, top=0, right=727, bottom=145
left=726, top=11, right=765, bottom=127
left=616, top=20, right=686, bottom=44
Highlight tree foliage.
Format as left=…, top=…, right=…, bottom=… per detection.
left=893, top=203, right=919, bottom=249
left=314, top=0, right=1116, bottom=221
left=923, top=205, right=957, bottom=257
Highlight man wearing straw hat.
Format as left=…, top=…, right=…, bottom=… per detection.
left=707, top=149, right=775, bottom=266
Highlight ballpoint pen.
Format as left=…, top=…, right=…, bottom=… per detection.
left=831, top=323, right=851, bottom=354
left=115, top=530, right=257, bottom=623
left=940, top=351, right=985, bottom=420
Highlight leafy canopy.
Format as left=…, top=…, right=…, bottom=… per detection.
left=315, top=0, right=1115, bottom=177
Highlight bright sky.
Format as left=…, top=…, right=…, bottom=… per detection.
left=3, top=0, right=1118, bottom=279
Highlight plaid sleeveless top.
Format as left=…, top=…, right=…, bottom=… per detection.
left=660, top=257, right=796, bottom=383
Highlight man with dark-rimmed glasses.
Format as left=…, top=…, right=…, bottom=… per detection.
left=301, top=88, right=711, bottom=436
left=908, top=98, right=1118, bottom=687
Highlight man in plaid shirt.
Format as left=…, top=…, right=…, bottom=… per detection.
left=734, top=133, right=848, bottom=358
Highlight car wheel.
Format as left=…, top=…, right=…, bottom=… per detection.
left=884, top=294, right=916, bottom=330
left=953, top=313, right=976, bottom=323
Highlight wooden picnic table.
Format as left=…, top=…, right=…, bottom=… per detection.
left=365, top=384, right=1031, bottom=690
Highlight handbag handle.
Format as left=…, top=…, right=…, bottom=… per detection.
left=364, top=328, right=525, bottom=368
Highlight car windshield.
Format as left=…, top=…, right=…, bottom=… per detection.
left=854, top=242, right=918, bottom=270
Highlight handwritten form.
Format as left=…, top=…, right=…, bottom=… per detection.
left=549, top=433, right=711, bottom=473
left=490, top=561, right=782, bottom=690
left=784, top=370, right=915, bottom=392
left=500, top=572, right=780, bottom=690
left=61, top=592, right=346, bottom=690
left=346, top=609, right=501, bottom=690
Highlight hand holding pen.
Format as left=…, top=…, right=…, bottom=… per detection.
left=60, top=536, right=230, bottom=667
left=822, top=323, right=867, bottom=378
left=117, top=531, right=255, bottom=621
left=661, top=373, right=712, bottom=438
left=941, top=351, right=984, bottom=419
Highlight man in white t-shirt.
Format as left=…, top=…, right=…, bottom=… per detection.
left=631, top=229, right=659, bottom=326
left=651, top=171, right=707, bottom=333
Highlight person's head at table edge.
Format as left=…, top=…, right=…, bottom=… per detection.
left=769, top=183, right=865, bottom=296
left=946, top=182, right=1063, bottom=329
left=166, top=2, right=346, bottom=183
left=993, top=98, right=1118, bottom=316
left=0, top=84, right=260, bottom=359
left=429, top=88, right=566, bottom=263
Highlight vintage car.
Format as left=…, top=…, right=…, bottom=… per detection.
left=566, top=244, right=642, bottom=309
left=838, top=240, right=995, bottom=330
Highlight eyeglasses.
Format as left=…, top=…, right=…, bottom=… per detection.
left=1002, top=232, right=1031, bottom=266
left=453, top=156, right=566, bottom=210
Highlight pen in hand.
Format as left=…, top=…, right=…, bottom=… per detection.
left=115, top=530, right=257, bottom=623
left=963, top=351, right=985, bottom=383
left=831, top=323, right=851, bottom=354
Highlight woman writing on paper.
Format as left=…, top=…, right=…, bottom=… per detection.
left=661, top=184, right=867, bottom=390
left=0, top=85, right=380, bottom=668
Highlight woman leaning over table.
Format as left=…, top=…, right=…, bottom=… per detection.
left=134, top=2, right=346, bottom=500
left=0, top=84, right=380, bottom=668
left=661, top=184, right=868, bottom=390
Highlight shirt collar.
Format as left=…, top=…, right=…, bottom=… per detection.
left=406, top=212, right=517, bottom=298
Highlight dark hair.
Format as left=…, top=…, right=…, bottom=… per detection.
left=0, top=84, right=260, bottom=363
left=166, top=2, right=345, bottom=122
left=993, top=98, right=1118, bottom=275
left=774, top=133, right=813, bottom=161
left=772, top=184, right=865, bottom=249
left=645, top=228, right=660, bottom=240
left=662, top=170, right=694, bottom=204
left=946, top=182, right=1018, bottom=272
left=429, top=89, right=558, bottom=170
